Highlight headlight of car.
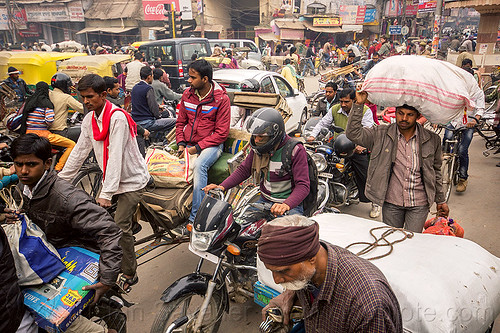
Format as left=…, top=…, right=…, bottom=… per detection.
left=311, top=153, right=327, bottom=172
left=191, top=229, right=217, bottom=252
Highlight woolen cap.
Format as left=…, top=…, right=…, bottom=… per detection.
left=7, top=66, right=19, bottom=75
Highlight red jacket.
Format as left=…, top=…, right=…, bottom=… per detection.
left=176, top=81, right=230, bottom=152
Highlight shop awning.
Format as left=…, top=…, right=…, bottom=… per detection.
left=85, top=0, right=140, bottom=20
left=258, top=33, right=279, bottom=41
left=76, top=27, right=137, bottom=34
left=274, top=20, right=304, bottom=30
left=302, top=21, right=343, bottom=33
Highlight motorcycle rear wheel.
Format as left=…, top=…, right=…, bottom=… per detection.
left=150, top=291, right=225, bottom=333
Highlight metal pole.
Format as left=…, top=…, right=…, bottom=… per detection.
left=6, top=0, right=17, bottom=44
left=431, top=0, right=443, bottom=56
left=200, top=0, right=205, bottom=38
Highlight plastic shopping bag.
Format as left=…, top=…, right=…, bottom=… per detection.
left=145, top=148, right=197, bottom=188
left=423, top=216, right=464, bottom=237
left=362, top=55, right=484, bottom=125
left=1, top=214, right=66, bottom=286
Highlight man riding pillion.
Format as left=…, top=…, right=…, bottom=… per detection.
left=307, top=88, right=381, bottom=218
left=6, top=134, right=121, bottom=333
left=59, top=74, right=150, bottom=293
left=204, top=108, right=310, bottom=217
left=174, top=59, right=230, bottom=235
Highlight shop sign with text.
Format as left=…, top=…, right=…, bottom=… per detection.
left=313, top=17, right=341, bottom=27
left=142, top=0, right=192, bottom=20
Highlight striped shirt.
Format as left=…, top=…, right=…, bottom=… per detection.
left=385, top=128, right=427, bottom=207
left=26, top=107, right=54, bottom=131
left=296, top=242, right=403, bottom=333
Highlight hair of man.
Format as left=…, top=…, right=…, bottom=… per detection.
left=103, top=76, right=118, bottom=91
left=77, top=74, right=106, bottom=94
left=339, top=88, right=355, bottom=100
left=140, top=66, right=153, bottom=80
left=187, top=59, right=213, bottom=83
left=10, top=133, right=52, bottom=162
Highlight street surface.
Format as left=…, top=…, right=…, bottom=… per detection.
left=125, top=75, right=500, bottom=332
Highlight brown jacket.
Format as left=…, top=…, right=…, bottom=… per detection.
left=346, top=104, right=445, bottom=207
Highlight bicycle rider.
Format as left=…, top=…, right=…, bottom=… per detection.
left=443, top=97, right=484, bottom=193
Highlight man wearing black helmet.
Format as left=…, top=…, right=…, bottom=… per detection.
left=204, top=108, right=310, bottom=217
left=49, top=73, right=84, bottom=138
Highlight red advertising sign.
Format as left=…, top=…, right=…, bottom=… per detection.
left=418, top=0, right=436, bottom=13
left=406, top=4, right=418, bottom=15
left=356, top=6, right=366, bottom=24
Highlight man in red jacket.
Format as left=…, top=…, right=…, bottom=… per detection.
left=175, top=59, right=230, bottom=233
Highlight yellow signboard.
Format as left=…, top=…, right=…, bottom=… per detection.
left=313, top=17, right=342, bottom=27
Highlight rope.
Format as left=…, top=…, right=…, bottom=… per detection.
left=345, top=226, right=414, bottom=261
left=0, top=185, right=23, bottom=211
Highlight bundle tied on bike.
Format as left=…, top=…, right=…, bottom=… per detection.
left=362, top=55, right=484, bottom=125
left=0, top=176, right=66, bottom=286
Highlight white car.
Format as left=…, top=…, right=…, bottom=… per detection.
left=213, top=69, right=308, bottom=134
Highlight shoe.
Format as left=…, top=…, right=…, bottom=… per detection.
left=369, top=203, right=381, bottom=218
left=456, top=178, right=468, bottom=192
left=132, top=221, right=142, bottom=235
left=171, top=222, right=190, bottom=237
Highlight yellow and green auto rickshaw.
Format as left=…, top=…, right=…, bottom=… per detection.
left=58, top=54, right=131, bottom=83
left=0, top=51, right=86, bottom=87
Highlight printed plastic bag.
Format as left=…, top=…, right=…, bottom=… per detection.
left=423, top=216, right=464, bottom=237
left=145, top=148, right=197, bottom=188
left=362, top=55, right=484, bottom=125
left=1, top=214, right=66, bottom=286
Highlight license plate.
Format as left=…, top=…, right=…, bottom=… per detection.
left=319, top=172, right=333, bottom=179
left=188, top=243, right=219, bottom=264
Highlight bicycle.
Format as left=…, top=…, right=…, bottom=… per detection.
left=440, top=126, right=468, bottom=202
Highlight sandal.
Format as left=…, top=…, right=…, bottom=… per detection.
left=116, top=274, right=139, bottom=293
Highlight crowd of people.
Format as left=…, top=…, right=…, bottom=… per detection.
left=0, top=30, right=497, bottom=332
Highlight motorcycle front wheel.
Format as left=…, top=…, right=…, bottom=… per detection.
left=150, top=291, right=225, bottom=333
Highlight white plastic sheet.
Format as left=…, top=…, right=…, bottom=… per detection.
left=257, top=213, right=500, bottom=333
left=362, top=55, right=484, bottom=125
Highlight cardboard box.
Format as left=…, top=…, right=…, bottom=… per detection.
left=23, top=247, right=100, bottom=332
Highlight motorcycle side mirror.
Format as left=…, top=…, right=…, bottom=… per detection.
left=331, top=125, right=344, bottom=133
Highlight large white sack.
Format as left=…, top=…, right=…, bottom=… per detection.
left=362, top=55, right=483, bottom=125
left=313, top=214, right=500, bottom=333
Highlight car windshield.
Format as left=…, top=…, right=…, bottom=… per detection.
left=215, top=80, right=241, bottom=91
left=182, top=43, right=210, bottom=61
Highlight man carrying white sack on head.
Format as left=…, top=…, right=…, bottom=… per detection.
left=346, top=89, right=449, bottom=232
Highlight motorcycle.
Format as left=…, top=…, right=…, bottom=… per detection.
left=150, top=190, right=274, bottom=333
left=302, top=117, right=360, bottom=207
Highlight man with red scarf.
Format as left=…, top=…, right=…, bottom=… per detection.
left=59, top=74, right=149, bottom=293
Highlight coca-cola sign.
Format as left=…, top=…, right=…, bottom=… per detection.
left=142, top=0, right=192, bottom=20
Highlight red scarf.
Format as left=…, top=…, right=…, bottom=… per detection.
left=91, top=100, right=137, bottom=179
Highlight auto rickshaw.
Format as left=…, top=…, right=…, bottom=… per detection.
left=58, top=54, right=131, bottom=83
left=0, top=51, right=86, bottom=88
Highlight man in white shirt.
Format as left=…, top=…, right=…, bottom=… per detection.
left=125, top=52, right=146, bottom=92
left=59, top=74, right=150, bottom=293
left=307, top=88, right=381, bottom=218
left=346, top=40, right=362, bottom=59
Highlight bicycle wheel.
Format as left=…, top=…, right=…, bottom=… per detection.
left=441, top=155, right=455, bottom=202
left=72, top=163, right=103, bottom=199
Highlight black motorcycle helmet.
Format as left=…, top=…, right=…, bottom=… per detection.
left=240, top=79, right=260, bottom=92
left=246, top=108, right=285, bottom=155
left=333, top=134, right=355, bottom=158
left=51, top=73, right=73, bottom=94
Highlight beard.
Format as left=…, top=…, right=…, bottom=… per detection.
left=280, top=267, right=316, bottom=291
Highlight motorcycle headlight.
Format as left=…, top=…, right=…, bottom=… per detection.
left=311, top=153, right=327, bottom=172
left=191, top=230, right=217, bottom=252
